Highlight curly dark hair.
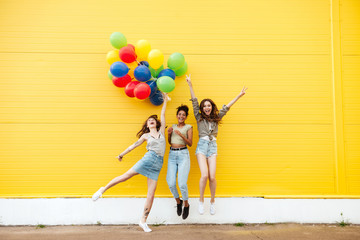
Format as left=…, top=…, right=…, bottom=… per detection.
left=176, top=105, right=189, bottom=116
left=199, top=99, right=221, bottom=124
left=136, top=115, right=161, bottom=138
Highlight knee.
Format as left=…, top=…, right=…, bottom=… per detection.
left=200, top=174, right=208, bottom=182
left=179, top=183, right=187, bottom=192
left=209, top=176, right=216, bottom=182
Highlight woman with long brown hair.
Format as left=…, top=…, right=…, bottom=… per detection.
left=186, top=74, right=247, bottom=215
left=92, top=93, right=168, bottom=233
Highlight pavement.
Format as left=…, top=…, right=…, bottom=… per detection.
left=1, top=223, right=360, bottom=240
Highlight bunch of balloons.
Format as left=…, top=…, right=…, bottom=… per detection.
left=106, top=32, right=188, bottom=106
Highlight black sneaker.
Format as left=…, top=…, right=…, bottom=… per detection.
left=177, top=200, right=183, bottom=216
left=182, top=204, right=190, bottom=220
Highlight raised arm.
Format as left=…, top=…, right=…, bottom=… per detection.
left=186, top=74, right=196, bottom=99
left=117, top=134, right=147, bottom=161
left=226, top=86, right=248, bottom=109
left=186, top=74, right=201, bottom=121
left=160, top=92, right=168, bottom=135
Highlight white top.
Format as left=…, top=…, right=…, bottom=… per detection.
left=146, top=132, right=166, bottom=157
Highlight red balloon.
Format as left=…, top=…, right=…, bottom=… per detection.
left=127, top=44, right=135, bottom=51
left=134, top=83, right=151, bottom=100
left=112, top=74, right=132, bottom=88
left=124, top=81, right=140, bottom=98
left=119, top=46, right=137, bottom=63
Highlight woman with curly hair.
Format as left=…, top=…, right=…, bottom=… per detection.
left=166, top=104, right=193, bottom=220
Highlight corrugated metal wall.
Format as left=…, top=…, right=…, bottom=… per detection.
left=0, top=0, right=359, bottom=198
left=341, top=0, right=360, bottom=194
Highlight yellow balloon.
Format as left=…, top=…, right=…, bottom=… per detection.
left=106, top=50, right=120, bottom=64
left=135, top=40, right=151, bottom=60
left=127, top=61, right=138, bottom=79
left=148, top=49, right=164, bottom=69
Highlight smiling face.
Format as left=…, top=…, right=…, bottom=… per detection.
left=202, top=101, right=213, bottom=116
left=147, top=117, right=157, bottom=129
left=177, top=110, right=187, bottom=124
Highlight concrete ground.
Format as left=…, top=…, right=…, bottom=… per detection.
left=1, top=224, right=360, bottom=240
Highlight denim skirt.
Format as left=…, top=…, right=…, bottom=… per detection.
left=132, top=151, right=164, bottom=181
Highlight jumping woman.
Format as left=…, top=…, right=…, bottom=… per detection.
left=166, top=105, right=193, bottom=220
left=186, top=74, right=247, bottom=215
left=92, top=92, right=168, bottom=232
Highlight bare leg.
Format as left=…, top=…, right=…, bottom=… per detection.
left=141, top=178, right=158, bottom=223
left=207, top=155, right=217, bottom=203
left=196, top=153, right=208, bottom=202
left=102, top=169, right=138, bottom=194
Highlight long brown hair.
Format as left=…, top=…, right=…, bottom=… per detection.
left=199, top=98, right=221, bottom=124
left=136, top=115, right=161, bottom=138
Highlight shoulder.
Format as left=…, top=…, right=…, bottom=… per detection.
left=141, top=133, right=149, bottom=140
left=185, top=124, right=193, bottom=129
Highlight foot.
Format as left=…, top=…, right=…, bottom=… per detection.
left=198, top=201, right=204, bottom=215
left=177, top=200, right=183, bottom=216
left=92, top=187, right=104, bottom=201
left=210, top=202, right=216, bottom=215
left=182, top=204, right=190, bottom=220
left=139, top=221, right=152, bottom=232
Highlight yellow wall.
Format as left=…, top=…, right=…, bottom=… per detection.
left=0, top=0, right=359, bottom=198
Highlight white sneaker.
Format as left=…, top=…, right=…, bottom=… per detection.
left=210, top=203, right=216, bottom=215
left=92, top=187, right=104, bottom=201
left=139, top=221, right=152, bottom=232
left=198, top=201, right=204, bottom=215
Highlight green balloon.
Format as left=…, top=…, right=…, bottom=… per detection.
left=110, top=32, right=127, bottom=49
left=108, top=70, right=113, bottom=80
left=157, top=76, right=175, bottom=93
left=167, top=52, right=185, bottom=70
left=174, top=62, right=188, bottom=77
left=149, top=65, right=164, bottom=78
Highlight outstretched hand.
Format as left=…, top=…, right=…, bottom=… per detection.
left=116, top=154, right=123, bottom=162
left=186, top=74, right=192, bottom=86
left=240, top=86, right=248, bottom=97
left=162, top=92, right=170, bottom=102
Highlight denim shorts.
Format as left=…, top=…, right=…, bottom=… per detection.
left=195, top=138, right=217, bottom=158
left=132, top=151, right=163, bottom=181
